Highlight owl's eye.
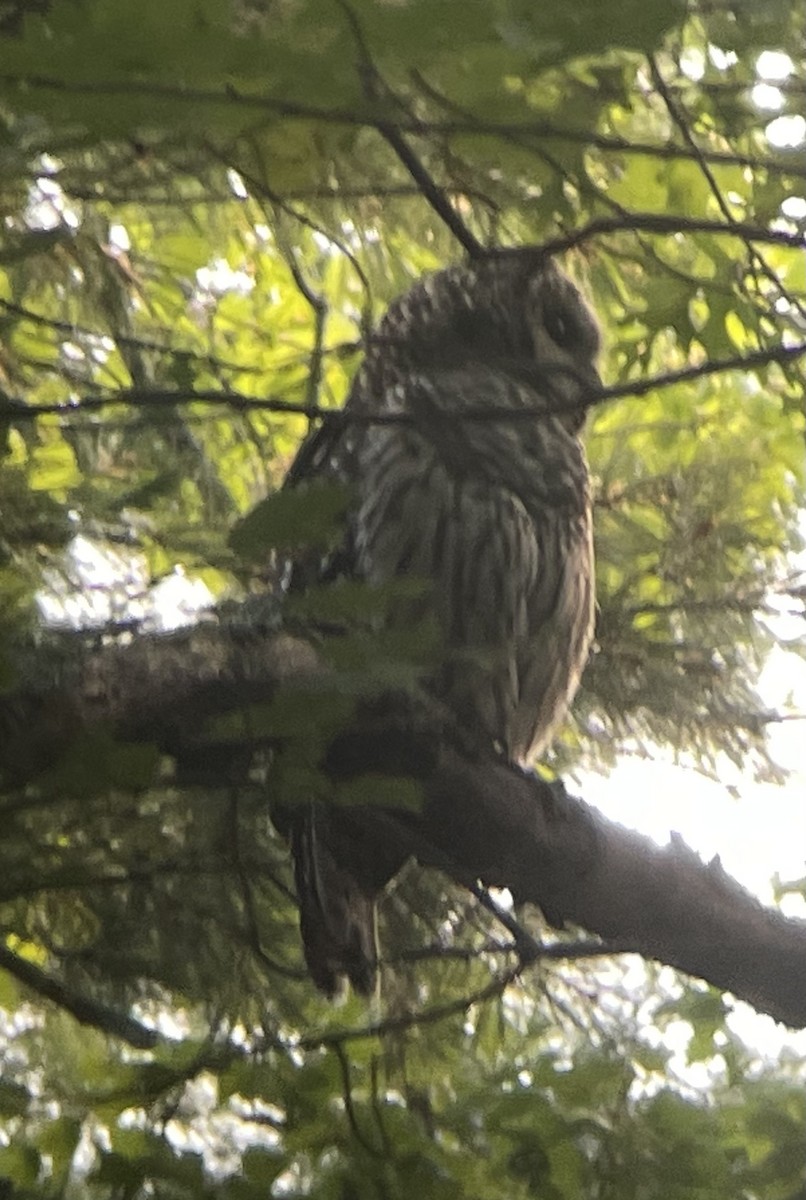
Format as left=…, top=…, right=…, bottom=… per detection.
left=544, top=310, right=575, bottom=349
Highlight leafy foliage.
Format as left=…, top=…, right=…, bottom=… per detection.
left=0, top=0, right=804, bottom=1195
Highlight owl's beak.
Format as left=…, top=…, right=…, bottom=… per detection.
left=563, top=364, right=603, bottom=434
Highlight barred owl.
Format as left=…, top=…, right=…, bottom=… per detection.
left=284, top=251, right=601, bottom=995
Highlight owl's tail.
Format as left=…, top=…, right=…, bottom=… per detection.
left=290, top=806, right=378, bottom=997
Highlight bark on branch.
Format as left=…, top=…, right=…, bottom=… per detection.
left=2, top=617, right=805, bottom=1029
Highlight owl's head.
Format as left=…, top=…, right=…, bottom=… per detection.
left=523, top=259, right=602, bottom=428
left=369, top=252, right=601, bottom=425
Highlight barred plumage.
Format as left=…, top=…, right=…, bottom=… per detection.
left=285, top=252, right=601, bottom=995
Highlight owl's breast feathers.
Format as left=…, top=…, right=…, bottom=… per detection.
left=351, top=364, right=594, bottom=761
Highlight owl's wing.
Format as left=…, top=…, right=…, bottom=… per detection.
left=279, top=409, right=366, bottom=592
left=279, top=399, right=396, bottom=997
left=283, top=409, right=352, bottom=487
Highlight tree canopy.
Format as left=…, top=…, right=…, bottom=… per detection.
left=0, top=1, right=804, bottom=1196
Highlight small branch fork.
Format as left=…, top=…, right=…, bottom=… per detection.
left=336, top=0, right=484, bottom=257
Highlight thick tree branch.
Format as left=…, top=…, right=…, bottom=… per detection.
left=2, top=620, right=805, bottom=1028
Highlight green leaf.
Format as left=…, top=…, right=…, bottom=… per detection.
left=502, top=0, right=686, bottom=60
left=42, top=731, right=160, bottom=796
left=229, top=481, right=352, bottom=558
left=34, top=1116, right=83, bottom=1182
left=334, top=773, right=424, bottom=812
left=28, top=439, right=80, bottom=493
left=287, top=576, right=431, bottom=626
left=206, top=690, right=355, bottom=742
left=0, top=1079, right=30, bottom=1117
left=242, top=1147, right=286, bottom=1187
left=0, top=1143, right=40, bottom=1187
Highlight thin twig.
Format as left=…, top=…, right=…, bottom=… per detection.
left=2, top=336, right=803, bottom=424
left=468, top=883, right=544, bottom=965
left=0, top=940, right=160, bottom=1049
left=274, top=226, right=329, bottom=412
left=296, top=964, right=522, bottom=1050
left=505, top=214, right=806, bottom=261
left=336, top=0, right=484, bottom=257
left=648, top=55, right=806, bottom=327
left=202, top=142, right=373, bottom=307
left=0, top=298, right=266, bottom=375
left=227, top=785, right=306, bottom=981
left=332, top=1042, right=386, bottom=1158
left=2, top=73, right=803, bottom=179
